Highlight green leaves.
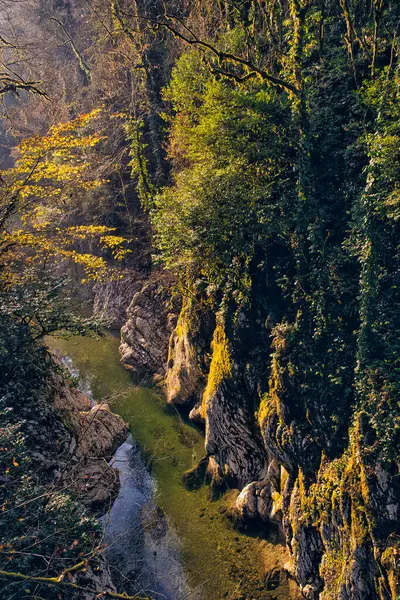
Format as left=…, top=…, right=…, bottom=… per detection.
left=153, top=50, right=294, bottom=306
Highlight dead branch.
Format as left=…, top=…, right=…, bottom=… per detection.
left=0, top=568, right=152, bottom=599
left=0, top=74, right=49, bottom=98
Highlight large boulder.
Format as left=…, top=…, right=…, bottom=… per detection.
left=94, top=275, right=143, bottom=328
left=52, top=380, right=128, bottom=513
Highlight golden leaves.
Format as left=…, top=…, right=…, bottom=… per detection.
left=0, top=108, right=129, bottom=283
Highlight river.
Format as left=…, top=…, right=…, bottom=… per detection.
left=48, top=331, right=299, bottom=600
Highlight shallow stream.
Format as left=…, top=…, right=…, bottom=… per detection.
left=48, top=332, right=298, bottom=600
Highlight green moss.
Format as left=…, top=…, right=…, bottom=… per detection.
left=166, top=297, right=203, bottom=402
left=258, top=352, right=280, bottom=421
left=202, top=323, right=232, bottom=415
left=381, top=545, right=400, bottom=598
left=182, top=455, right=209, bottom=491
left=320, top=548, right=346, bottom=599
left=271, top=490, right=283, bottom=514
left=175, top=299, right=192, bottom=339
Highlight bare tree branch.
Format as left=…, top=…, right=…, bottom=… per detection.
left=49, top=17, right=92, bottom=85
left=110, top=4, right=299, bottom=96
left=157, top=13, right=299, bottom=95
left=0, top=73, right=48, bottom=98
left=0, top=568, right=152, bottom=599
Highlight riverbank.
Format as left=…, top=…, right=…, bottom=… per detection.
left=48, top=331, right=300, bottom=600
left=0, top=340, right=129, bottom=600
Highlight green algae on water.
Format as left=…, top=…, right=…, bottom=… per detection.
left=48, top=332, right=298, bottom=600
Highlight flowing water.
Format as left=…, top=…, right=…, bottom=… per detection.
left=48, top=332, right=299, bottom=600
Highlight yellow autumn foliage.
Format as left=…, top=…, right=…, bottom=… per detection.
left=0, top=108, right=129, bottom=284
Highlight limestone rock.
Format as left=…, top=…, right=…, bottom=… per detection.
left=50, top=368, right=128, bottom=514
left=73, top=402, right=128, bottom=460
left=189, top=402, right=205, bottom=423
left=67, top=459, right=120, bottom=511
left=205, top=379, right=268, bottom=488
left=236, top=479, right=273, bottom=521
left=235, top=460, right=281, bottom=522
left=120, top=278, right=178, bottom=376
left=94, top=275, right=143, bottom=328
left=165, top=301, right=214, bottom=410
left=53, top=385, right=91, bottom=412
left=56, top=399, right=127, bottom=513
left=166, top=323, right=204, bottom=405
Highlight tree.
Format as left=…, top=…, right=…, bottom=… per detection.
left=152, top=48, right=295, bottom=306
left=0, top=108, right=129, bottom=287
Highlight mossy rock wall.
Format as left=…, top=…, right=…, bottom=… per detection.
left=166, top=305, right=399, bottom=599
left=166, top=298, right=211, bottom=406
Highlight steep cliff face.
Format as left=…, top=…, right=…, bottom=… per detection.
left=165, top=311, right=399, bottom=600
left=108, top=1, right=400, bottom=595
left=93, top=275, right=144, bottom=328
left=119, top=295, right=399, bottom=599
left=119, top=275, right=179, bottom=378
left=166, top=299, right=213, bottom=408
